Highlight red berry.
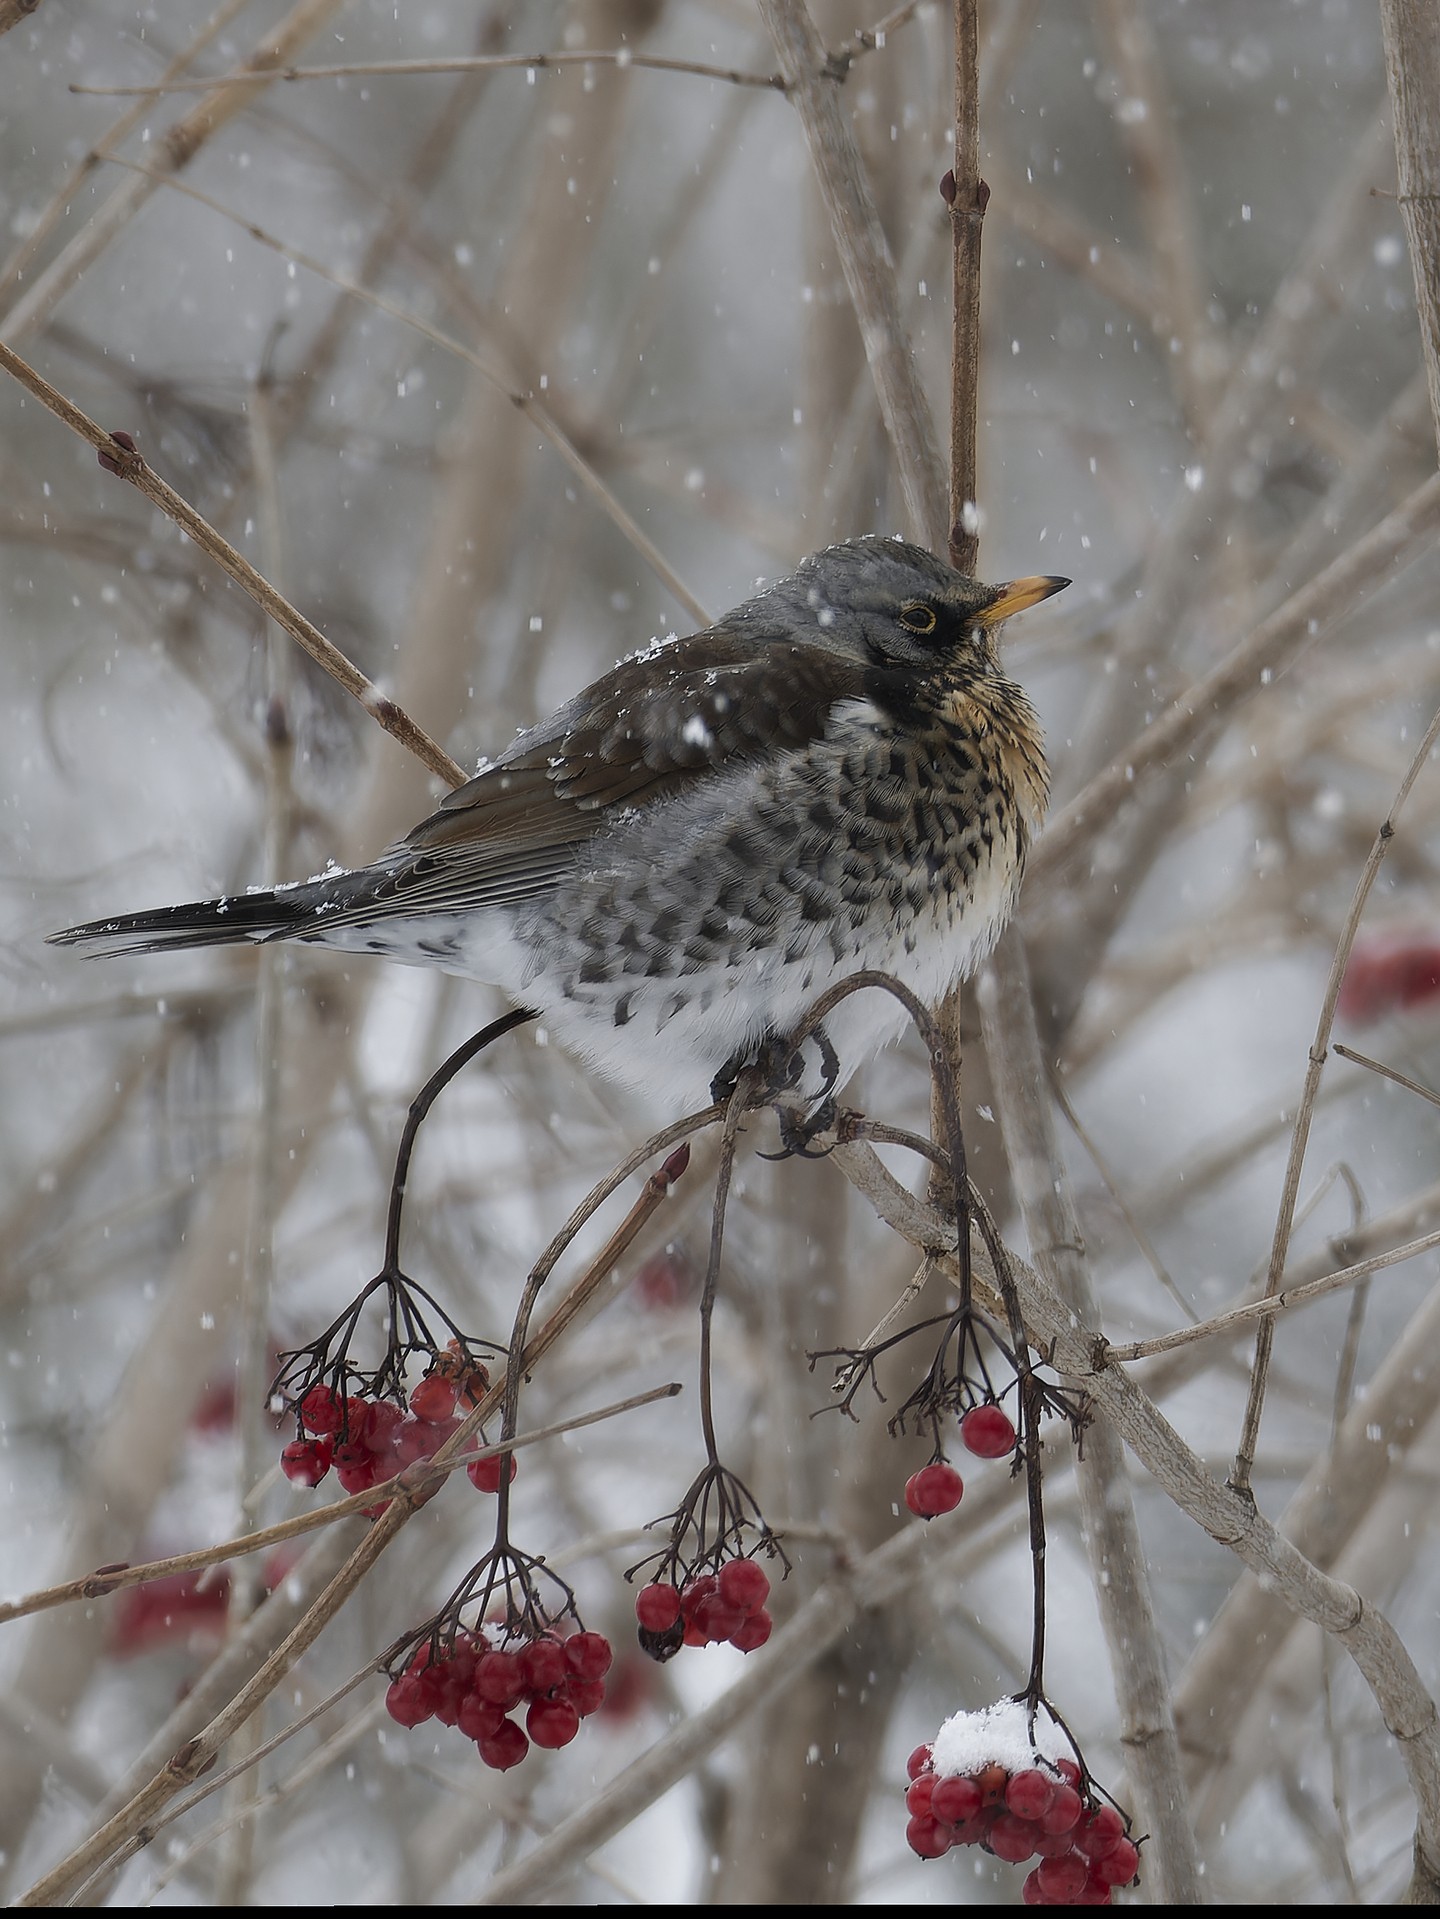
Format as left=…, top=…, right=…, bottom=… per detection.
left=457, top=1693, right=505, bottom=1743
left=1076, top=1876, right=1114, bottom=1906
left=1007, top=1767, right=1057, bottom=1820
left=408, top=1373, right=457, bottom=1423
left=951, top=1812, right=994, bottom=1848
left=906, top=1743, right=935, bottom=1781
left=1035, top=1825, right=1081, bottom=1858
left=989, top=1812, right=1041, bottom=1864
left=384, top=1676, right=432, bottom=1727
left=391, top=1417, right=441, bottom=1469
left=429, top=1667, right=463, bottom=1726
left=1091, top=1837, right=1139, bottom=1886
left=1075, top=1806, right=1126, bottom=1861
left=975, top=1762, right=1010, bottom=1805
left=568, top=1676, right=607, bottom=1717
left=1040, top=1783, right=1083, bottom=1835
left=526, top=1695, right=581, bottom=1748
left=729, top=1608, right=772, bottom=1653
left=474, top=1650, right=526, bottom=1709
left=635, top=1583, right=683, bottom=1632
left=564, top=1631, right=614, bottom=1682
left=1021, top=1869, right=1048, bottom=1905
left=477, top=1718, right=529, bottom=1771
left=930, top=1774, right=983, bottom=1825
left=904, top=1461, right=964, bottom=1518
left=1055, top=1758, right=1082, bottom=1788
left=1037, top=1851, right=1089, bottom=1901
left=466, top=1452, right=517, bottom=1493
left=517, top=1637, right=568, bottom=1695
left=679, top=1573, right=718, bottom=1617
left=298, top=1384, right=344, bottom=1436
left=717, top=1558, right=771, bottom=1615
left=961, top=1402, right=1018, bottom=1458
left=361, top=1399, right=404, bottom=1449
left=334, top=1454, right=379, bottom=1496
left=905, top=1814, right=952, bottom=1859
left=693, top=1592, right=746, bottom=1643
left=632, top=1244, right=696, bottom=1309
left=905, top=1774, right=937, bottom=1817
left=281, top=1437, right=332, bottom=1487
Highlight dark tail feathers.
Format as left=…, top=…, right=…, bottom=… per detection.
left=48, top=885, right=317, bottom=959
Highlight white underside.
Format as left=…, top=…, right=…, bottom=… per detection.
left=307, top=844, right=1019, bottom=1112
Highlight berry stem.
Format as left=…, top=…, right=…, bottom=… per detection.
left=381, top=1009, right=537, bottom=1271
left=696, top=1069, right=756, bottom=1463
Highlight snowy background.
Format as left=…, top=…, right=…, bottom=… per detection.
left=3, top=0, right=1440, bottom=1904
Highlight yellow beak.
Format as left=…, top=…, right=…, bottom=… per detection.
left=980, top=575, right=1071, bottom=625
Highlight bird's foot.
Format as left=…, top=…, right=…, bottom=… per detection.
left=743, top=1026, right=843, bottom=1160
left=761, top=1092, right=841, bottom=1161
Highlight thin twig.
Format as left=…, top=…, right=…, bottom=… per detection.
left=71, top=48, right=787, bottom=97
left=0, top=340, right=465, bottom=787
left=0, top=0, right=347, bottom=346
left=1033, top=469, right=1440, bottom=894
left=1102, top=1225, right=1440, bottom=1364
left=95, top=154, right=713, bottom=630
left=1233, top=682, right=1440, bottom=1494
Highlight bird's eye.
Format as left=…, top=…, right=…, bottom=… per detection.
left=898, top=601, right=938, bottom=635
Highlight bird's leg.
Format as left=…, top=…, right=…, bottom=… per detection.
left=758, top=1025, right=843, bottom=1160
left=709, top=1031, right=804, bottom=1108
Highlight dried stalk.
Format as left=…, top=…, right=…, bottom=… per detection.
left=759, top=0, right=948, bottom=549
left=1234, top=682, right=1440, bottom=1492
left=977, top=930, right=1203, bottom=1904
left=1381, top=0, right=1440, bottom=457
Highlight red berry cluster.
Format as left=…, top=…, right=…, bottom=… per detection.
left=385, top=1626, right=613, bottom=1770
left=280, top=1380, right=514, bottom=1508
left=904, top=1402, right=1019, bottom=1519
left=634, top=1557, right=773, bottom=1660
left=904, top=1747, right=1139, bottom=1904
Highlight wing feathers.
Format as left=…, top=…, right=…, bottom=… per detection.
left=53, top=634, right=870, bottom=952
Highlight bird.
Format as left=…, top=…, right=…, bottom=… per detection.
left=50, top=537, right=1065, bottom=1112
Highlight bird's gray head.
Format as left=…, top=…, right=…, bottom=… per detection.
left=732, top=536, right=1068, bottom=669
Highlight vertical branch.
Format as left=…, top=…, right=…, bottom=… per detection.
left=978, top=931, right=1205, bottom=1904
left=946, top=0, right=985, bottom=574
left=215, top=367, right=296, bottom=1907
left=1380, top=0, right=1440, bottom=458
left=759, top=0, right=948, bottom=548
left=932, top=0, right=984, bottom=1206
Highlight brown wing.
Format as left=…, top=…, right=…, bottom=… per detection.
left=342, top=631, right=869, bottom=920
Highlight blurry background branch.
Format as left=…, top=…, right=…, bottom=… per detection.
left=4, top=0, right=1440, bottom=1905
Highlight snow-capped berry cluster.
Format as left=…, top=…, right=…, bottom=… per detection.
left=634, top=1557, right=773, bottom=1660
left=904, top=1701, right=1139, bottom=1905
left=904, top=1401, right=1019, bottom=1518
left=280, top=1380, right=514, bottom=1508
left=385, top=1626, right=613, bottom=1770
